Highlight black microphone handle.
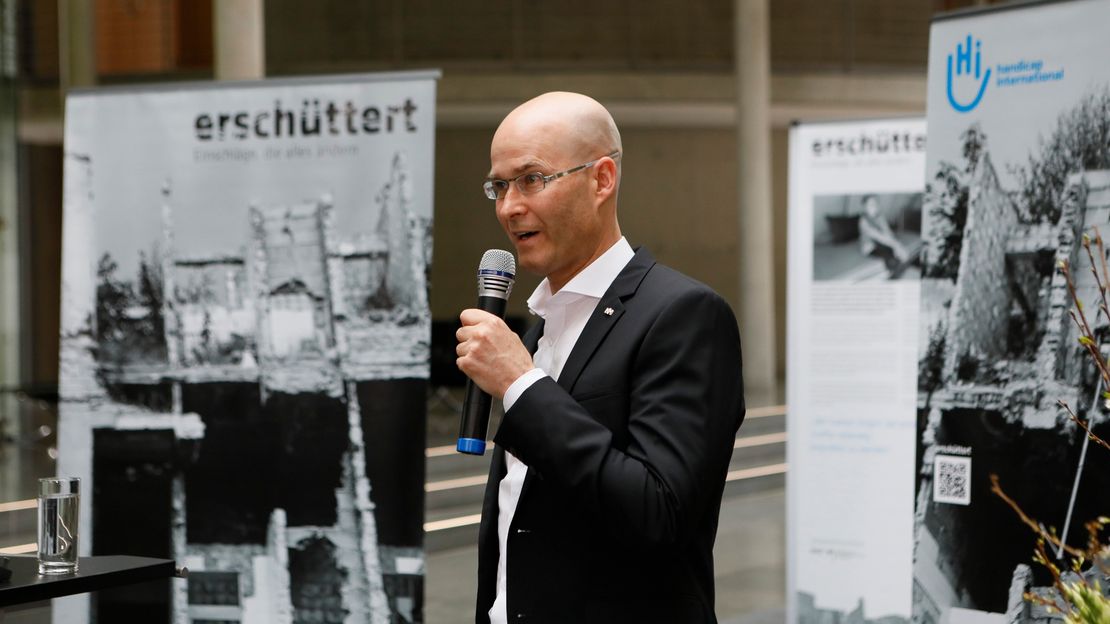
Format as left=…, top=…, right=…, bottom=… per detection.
left=458, top=379, right=492, bottom=446
left=474, top=294, right=509, bottom=318
left=457, top=295, right=510, bottom=454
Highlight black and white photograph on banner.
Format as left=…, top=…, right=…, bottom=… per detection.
left=914, top=2, right=1110, bottom=622
left=55, top=73, right=437, bottom=624
left=812, top=192, right=924, bottom=282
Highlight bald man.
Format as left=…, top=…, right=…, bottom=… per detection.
left=457, top=92, right=745, bottom=623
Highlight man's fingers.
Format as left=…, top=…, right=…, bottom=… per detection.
left=458, top=308, right=505, bottom=354
left=456, top=324, right=487, bottom=347
left=460, top=308, right=498, bottom=326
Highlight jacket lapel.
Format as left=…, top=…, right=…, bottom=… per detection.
left=554, top=247, right=655, bottom=394
left=522, top=318, right=544, bottom=354
left=516, top=248, right=655, bottom=505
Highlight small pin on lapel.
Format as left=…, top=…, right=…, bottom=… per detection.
left=603, top=307, right=615, bottom=316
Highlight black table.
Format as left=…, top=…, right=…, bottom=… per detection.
left=0, top=555, right=180, bottom=608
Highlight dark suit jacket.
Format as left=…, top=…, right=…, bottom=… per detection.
left=475, top=247, right=745, bottom=623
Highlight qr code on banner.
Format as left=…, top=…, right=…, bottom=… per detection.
left=933, top=455, right=972, bottom=505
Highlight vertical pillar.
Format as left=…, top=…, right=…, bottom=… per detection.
left=0, top=0, right=18, bottom=437
left=52, top=10, right=95, bottom=622
left=58, top=0, right=97, bottom=92
left=213, top=0, right=265, bottom=81
left=735, top=0, right=777, bottom=391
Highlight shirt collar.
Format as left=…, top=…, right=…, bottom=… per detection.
left=526, top=237, right=635, bottom=319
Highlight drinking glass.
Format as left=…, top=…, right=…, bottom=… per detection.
left=37, top=477, right=80, bottom=575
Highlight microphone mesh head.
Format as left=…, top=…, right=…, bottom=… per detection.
left=479, top=249, right=516, bottom=277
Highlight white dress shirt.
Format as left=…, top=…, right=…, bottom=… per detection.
left=488, top=237, right=635, bottom=624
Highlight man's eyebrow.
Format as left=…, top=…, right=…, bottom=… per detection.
left=487, top=160, right=546, bottom=180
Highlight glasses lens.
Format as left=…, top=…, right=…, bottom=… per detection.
left=518, top=172, right=546, bottom=195
left=483, top=180, right=505, bottom=200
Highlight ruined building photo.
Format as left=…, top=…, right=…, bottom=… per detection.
left=57, top=151, right=431, bottom=624
left=914, top=138, right=1110, bottom=623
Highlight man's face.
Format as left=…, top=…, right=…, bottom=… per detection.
left=489, top=124, right=603, bottom=290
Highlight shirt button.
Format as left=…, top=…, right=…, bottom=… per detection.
left=515, top=614, right=527, bottom=620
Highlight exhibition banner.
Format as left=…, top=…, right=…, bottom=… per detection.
left=786, top=118, right=926, bottom=624
left=915, top=1, right=1110, bottom=621
left=57, top=71, right=437, bottom=624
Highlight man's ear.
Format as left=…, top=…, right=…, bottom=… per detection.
left=593, top=157, right=618, bottom=202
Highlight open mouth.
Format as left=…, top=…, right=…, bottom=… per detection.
left=516, top=231, right=538, bottom=241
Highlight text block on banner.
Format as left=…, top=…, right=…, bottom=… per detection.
left=787, top=118, right=926, bottom=624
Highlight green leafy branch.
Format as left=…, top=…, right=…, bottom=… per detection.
left=1027, top=528, right=1109, bottom=624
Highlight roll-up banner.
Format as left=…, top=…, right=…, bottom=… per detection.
left=787, top=118, right=926, bottom=624
left=915, top=1, right=1110, bottom=622
left=57, top=71, right=437, bottom=624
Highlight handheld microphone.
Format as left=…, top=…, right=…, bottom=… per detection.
left=457, top=249, right=516, bottom=455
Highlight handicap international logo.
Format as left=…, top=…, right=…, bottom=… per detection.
left=944, top=33, right=1066, bottom=114
left=946, top=34, right=990, bottom=113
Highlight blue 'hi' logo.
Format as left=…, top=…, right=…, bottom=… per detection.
left=946, top=34, right=990, bottom=113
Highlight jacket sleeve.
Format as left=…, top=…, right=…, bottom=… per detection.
left=493, top=287, right=745, bottom=548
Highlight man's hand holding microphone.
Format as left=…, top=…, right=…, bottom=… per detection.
left=456, top=309, right=534, bottom=401
left=454, top=249, right=533, bottom=455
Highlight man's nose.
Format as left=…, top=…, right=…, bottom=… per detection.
left=497, top=189, right=527, bottom=219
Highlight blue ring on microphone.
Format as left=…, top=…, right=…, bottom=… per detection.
left=478, top=269, right=515, bottom=278
left=457, top=438, right=487, bottom=455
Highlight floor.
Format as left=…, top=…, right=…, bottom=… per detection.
left=423, top=488, right=787, bottom=624
left=1, top=384, right=788, bottom=623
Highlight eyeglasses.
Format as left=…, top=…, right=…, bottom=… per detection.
left=483, top=151, right=621, bottom=201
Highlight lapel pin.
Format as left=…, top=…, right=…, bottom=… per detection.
left=603, top=307, right=615, bottom=316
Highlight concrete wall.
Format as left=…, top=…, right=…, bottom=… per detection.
left=14, top=0, right=950, bottom=387
left=261, top=0, right=935, bottom=76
